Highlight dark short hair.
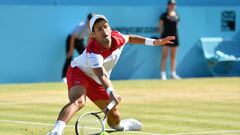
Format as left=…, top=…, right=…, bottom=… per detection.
left=87, top=13, right=95, bottom=21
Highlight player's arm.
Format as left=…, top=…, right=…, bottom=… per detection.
left=92, top=67, right=112, bottom=91
left=92, top=67, right=121, bottom=104
left=123, top=34, right=175, bottom=46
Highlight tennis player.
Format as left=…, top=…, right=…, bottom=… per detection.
left=47, top=14, right=175, bottom=135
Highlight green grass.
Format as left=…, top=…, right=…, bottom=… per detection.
left=0, top=78, right=240, bottom=135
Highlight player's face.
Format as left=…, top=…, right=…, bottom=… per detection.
left=93, top=20, right=112, bottom=48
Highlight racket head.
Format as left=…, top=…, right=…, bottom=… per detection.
left=75, top=112, right=104, bottom=135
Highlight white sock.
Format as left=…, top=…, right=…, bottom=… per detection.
left=51, top=120, right=66, bottom=134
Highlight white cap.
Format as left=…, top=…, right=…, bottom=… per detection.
left=90, top=14, right=108, bottom=32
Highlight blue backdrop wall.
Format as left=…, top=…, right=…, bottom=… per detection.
left=0, top=0, right=239, bottom=83
left=0, top=0, right=239, bottom=6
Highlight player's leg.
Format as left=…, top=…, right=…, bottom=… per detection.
left=48, top=67, right=88, bottom=135
left=170, top=46, right=180, bottom=79
left=88, top=83, right=142, bottom=131
left=93, top=100, right=121, bottom=126
left=47, top=85, right=87, bottom=135
left=161, top=46, right=169, bottom=80
left=57, top=85, right=87, bottom=123
left=86, top=83, right=121, bottom=128
left=94, top=100, right=142, bottom=131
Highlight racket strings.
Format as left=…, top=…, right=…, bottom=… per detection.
left=78, top=114, right=103, bottom=135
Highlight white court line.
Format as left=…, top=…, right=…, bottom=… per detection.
left=126, top=130, right=240, bottom=135
left=0, top=119, right=240, bottom=135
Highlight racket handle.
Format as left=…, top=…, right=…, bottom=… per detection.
left=107, top=100, right=116, bottom=111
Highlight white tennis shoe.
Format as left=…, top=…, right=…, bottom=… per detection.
left=171, top=72, right=181, bottom=79
left=161, top=71, right=167, bottom=80
left=120, top=118, right=142, bottom=131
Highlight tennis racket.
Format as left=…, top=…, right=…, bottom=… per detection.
left=75, top=100, right=116, bottom=135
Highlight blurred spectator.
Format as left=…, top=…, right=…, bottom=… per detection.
left=62, top=13, right=94, bottom=82
left=159, top=0, right=181, bottom=80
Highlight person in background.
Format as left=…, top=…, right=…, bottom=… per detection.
left=61, top=13, right=94, bottom=82
left=159, top=0, right=181, bottom=80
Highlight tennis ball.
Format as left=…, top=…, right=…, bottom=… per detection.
left=100, top=131, right=109, bottom=135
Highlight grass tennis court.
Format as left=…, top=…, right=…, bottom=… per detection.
left=0, top=78, right=239, bottom=135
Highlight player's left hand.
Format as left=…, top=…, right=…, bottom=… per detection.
left=153, top=36, right=175, bottom=46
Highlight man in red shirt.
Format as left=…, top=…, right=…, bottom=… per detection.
left=48, top=14, right=175, bottom=135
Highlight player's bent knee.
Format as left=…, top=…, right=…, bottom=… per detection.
left=72, top=98, right=85, bottom=110
left=68, top=85, right=86, bottom=102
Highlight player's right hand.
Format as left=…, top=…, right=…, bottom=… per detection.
left=110, top=91, right=121, bottom=105
left=154, top=36, right=175, bottom=45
